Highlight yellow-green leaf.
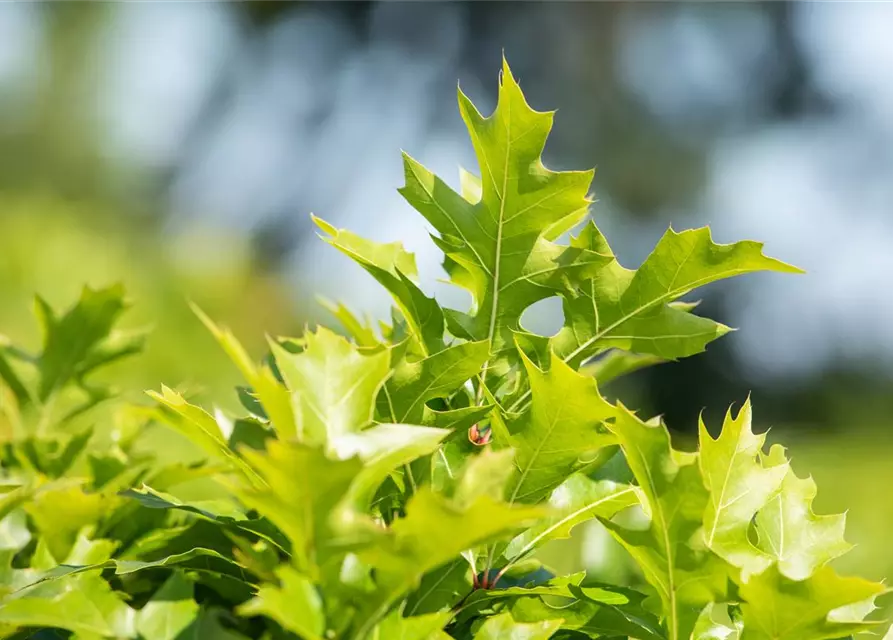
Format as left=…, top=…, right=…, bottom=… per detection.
left=272, top=327, right=390, bottom=446
left=399, top=58, right=609, bottom=358
left=754, top=453, right=852, bottom=581
left=699, top=399, right=787, bottom=580
left=601, top=406, right=727, bottom=640
left=738, top=565, right=886, bottom=640
left=237, top=565, right=325, bottom=640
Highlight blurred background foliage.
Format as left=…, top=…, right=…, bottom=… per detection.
left=0, top=193, right=296, bottom=404
left=2, top=0, right=892, bottom=596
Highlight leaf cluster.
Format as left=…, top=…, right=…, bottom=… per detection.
left=0, top=59, right=885, bottom=640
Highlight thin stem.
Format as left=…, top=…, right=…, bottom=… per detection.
left=482, top=542, right=498, bottom=584
left=490, top=560, right=517, bottom=590
left=404, top=463, right=418, bottom=495
left=474, top=367, right=489, bottom=405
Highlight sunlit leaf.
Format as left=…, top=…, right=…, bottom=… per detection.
left=235, top=440, right=362, bottom=573
left=372, top=608, right=452, bottom=640
left=754, top=449, right=853, bottom=581
left=318, top=298, right=381, bottom=348
left=400, top=58, right=610, bottom=358
left=0, top=572, right=136, bottom=638
left=136, top=571, right=199, bottom=640
left=508, top=583, right=664, bottom=640
left=271, top=327, right=390, bottom=445
left=355, top=488, right=543, bottom=638
left=505, top=475, right=639, bottom=565
left=237, top=565, right=325, bottom=640
left=699, top=399, right=787, bottom=580
left=315, top=216, right=445, bottom=355
left=474, top=612, right=562, bottom=639
left=692, top=603, right=738, bottom=640
left=147, top=386, right=263, bottom=486
left=193, top=306, right=297, bottom=439
left=549, top=223, right=801, bottom=368
left=738, top=565, right=886, bottom=640
left=601, top=406, right=727, bottom=640
left=381, top=340, right=489, bottom=425
left=23, top=481, right=114, bottom=562
left=500, top=351, right=616, bottom=505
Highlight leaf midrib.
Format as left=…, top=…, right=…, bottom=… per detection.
left=705, top=442, right=741, bottom=548
left=508, top=266, right=761, bottom=413
left=623, top=436, right=678, bottom=640
left=406, top=160, right=493, bottom=280
left=484, top=94, right=512, bottom=349
left=510, top=486, right=637, bottom=561
left=508, top=402, right=564, bottom=505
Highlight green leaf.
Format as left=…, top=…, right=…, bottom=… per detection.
left=9, top=547, right=244, bottom=597
left=15, top=428, right=94, bottom=478
left=454, top=573, right=585, bottom=624
left=692, top=604, right=739, bottom=640
left=318, top=298, right=381, bottom=348
left=136, top=571, right=199, bottom=640
left=271, top=327, right=391, bottom=445
left=147, top=386, right=264, bottom=486
left=381, top=340, right=489, bottom=425
left=193, top=306, right=298, bottom=439
left=0, top=571, right=136, bottom=638
left=474, top=612, right=562, bottom=639
left=62, top=531, right=117, bottom=566
left=228, top=417, right=274, bottom=452
left=23, top=481, right=114, bottom=562
left=315, top=216, right=445, bottom=355
left=116, top=548, right=237, bottom=576
left=453, top=449, right=516, bottom=508
left=333, top=423, right=449, bottom=510
left=36, top=284, right=136, bottom=399
left=754, top=452, right=852, bottom=581
left=699, top=399, right=787, bottom=580
left=422, top=404, right=493, bottom=432
left=601, top=406, right=727, bottom=640
left=356, top=489, right=543, bottom=638
left=0, top=510, right=29, bottom=553
left=738, top=565, right=886, bottom=640
left=404, top=560, right=471, bottom=616
left=508, top=586, right=664, bottom=640
left=501, top=351, right=616, bottom=505
left=235, top=441, right=362, bottom=573
left=373, top=609, right=452, bottom=640
left=117, top=487, right=289, bottom=555
left=399, top=58, right=609, bottom=358
left=120, top=484, right=245, bottom=521
left=237, top=565, right=325, bottom=640
left=74, top=327, right=148, bottom=380
left=182, top=608, right=250, bottom=640
left=504, top=475, right=640, bottom=564
left=362, top=489, right=543, bottom=591
left=550, top=223, right=802, bottom=368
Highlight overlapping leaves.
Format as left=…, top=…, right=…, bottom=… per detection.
left=0, top=57, right=886, bottom=640
left=400, top=59, right=607, bottom=358
left=599, top=399, right=887, bottom=640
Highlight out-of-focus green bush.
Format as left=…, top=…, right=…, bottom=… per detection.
left=0, top=193, right=299, bottom=405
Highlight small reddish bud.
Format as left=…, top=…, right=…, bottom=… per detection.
left=468, top=423, right=492, bottom=446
